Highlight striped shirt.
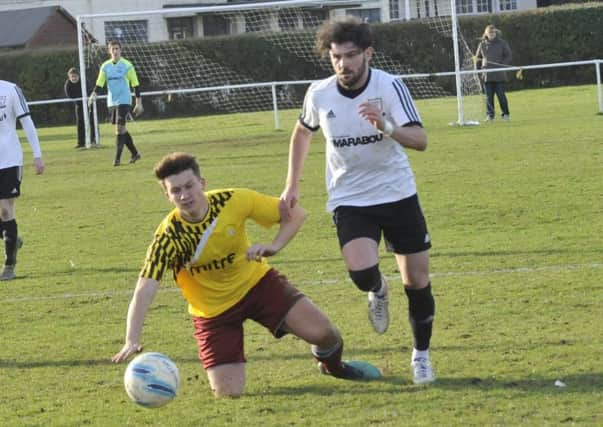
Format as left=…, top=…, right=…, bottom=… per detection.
left=300, top=68, right=421, bottom=211
left=140, top=188, right=280, bottom=318
left=0, top=80, right=36, bottom=169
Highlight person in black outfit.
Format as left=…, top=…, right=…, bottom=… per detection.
left=64, top=68, right=96, bottom=148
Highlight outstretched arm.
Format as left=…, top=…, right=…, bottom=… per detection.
left=112, top=277, right=159, bottom=362
left=280, top=122, right=313, bottom=219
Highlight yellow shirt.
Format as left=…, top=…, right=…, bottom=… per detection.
left=140, top=188, right=280, bottom=318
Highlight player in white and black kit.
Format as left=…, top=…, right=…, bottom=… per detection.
left=0, top=80, right=44, bottom=281
left=280, top=18, right=436, bottom=384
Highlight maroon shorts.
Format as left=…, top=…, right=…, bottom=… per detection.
left=192, top=269, right=304, bottom=369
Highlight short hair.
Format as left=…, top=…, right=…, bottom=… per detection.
left=154, top=152, right=201, bottom=181
left=67, top=67, right=79, bottom=75
left=107, top=39, right=122, bottom=49
left=316, top=17, right=374, bottom=57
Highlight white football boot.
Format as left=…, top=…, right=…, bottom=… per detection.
left=411, top=356, right=436, bottom=385
left=368, top=275, right=389, bottom=334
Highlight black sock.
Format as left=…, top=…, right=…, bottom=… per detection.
left=3, top=219, right=18, bottom=266
left=405, top=283, right=435, bottom=351
left=115, top=134, right=125, bottom=163
left=124, top=132, right=138, bottom=156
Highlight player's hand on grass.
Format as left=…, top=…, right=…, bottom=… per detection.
left=112, top=342, right=143, bottom=363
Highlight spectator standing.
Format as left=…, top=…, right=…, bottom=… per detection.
left=64, top=67, right=97, bottom=148
left=475, top=25, right=512, bottom=121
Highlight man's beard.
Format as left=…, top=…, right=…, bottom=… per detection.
left=337, top=56, right=367, bottom=89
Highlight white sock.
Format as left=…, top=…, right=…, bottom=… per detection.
left=412, top=348, right=429, bottom=362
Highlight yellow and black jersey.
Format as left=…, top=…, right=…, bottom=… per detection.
left=140, top=188, right=280, bottom=318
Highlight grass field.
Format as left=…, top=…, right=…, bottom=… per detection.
left=1, top=85, right=602, bottom=426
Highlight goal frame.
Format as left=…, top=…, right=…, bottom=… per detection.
left=75, top=0, right=509, bottom=145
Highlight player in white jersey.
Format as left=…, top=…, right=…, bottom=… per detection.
left=0, top=80, right=44, bottom=281
left=280, top=18, right=436, bottom=384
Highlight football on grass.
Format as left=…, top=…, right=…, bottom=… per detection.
left=124, top=352, right=180, bottom=408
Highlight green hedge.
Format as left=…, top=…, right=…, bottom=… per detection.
left=0, top=48, right=79, bottom=125
left=1, top=3, right=601, bottom=125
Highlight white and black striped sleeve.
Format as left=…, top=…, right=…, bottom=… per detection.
left=13, top=84, right=31, bottom=119
left=298, top=83, right=320, bottom=131
left=390, top=78, right=422, bottom=127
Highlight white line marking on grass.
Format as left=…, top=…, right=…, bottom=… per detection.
left=2, top=262, right=601, bottom=303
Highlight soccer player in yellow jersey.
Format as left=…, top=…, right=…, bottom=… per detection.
left=112, top=152, right=380, bottom=397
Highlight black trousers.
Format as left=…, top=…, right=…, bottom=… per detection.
left=485, top=81, right=510, bottom=118
left=74, top=103, right=96, bottom=146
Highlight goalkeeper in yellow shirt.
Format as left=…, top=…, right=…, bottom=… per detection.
left=112, top=152, right=381, bottom=397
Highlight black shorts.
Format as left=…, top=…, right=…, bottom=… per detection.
left=109, top=105, right=132, bottom=126
left=0, top=166, right=22, bottom=199
left=332, top=194, right=431, bottom=254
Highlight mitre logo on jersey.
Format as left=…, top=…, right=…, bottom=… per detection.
left=331, top=133, right=384, bottom=148
left=190, top=252, right=236, bottom=273
left=327, top=110, right=336, bottom=119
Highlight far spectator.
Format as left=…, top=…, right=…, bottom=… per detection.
left=475, top=25, right=512, bottom=122
left=64, top=67, right=96, bottom=148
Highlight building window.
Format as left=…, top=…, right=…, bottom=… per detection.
left=167, top=17, right=194, bottom=40
left=347, top=8, right=381, bottom=23
left=203, top=14, right=229, bottom=36
left=105, top=20, right=148, bottom=43
left=477, top=0, right=492, bottom=13
left=456, top=0, right=474, bottom=14
left=389, top=0, right=400, bottom=19
left=499, top=0, right=517, bottom=10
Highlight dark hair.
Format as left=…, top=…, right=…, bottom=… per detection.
left=316, top=17, right=374, bottom=57
left=67, top=67, right=79, bottom=75
left=107, top=39, right=122, bottom=49
left=154, top=152, right=201, bottom=181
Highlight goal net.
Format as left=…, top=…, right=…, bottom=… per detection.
left=77, top=0, right=482, bottom=144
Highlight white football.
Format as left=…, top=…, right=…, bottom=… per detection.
left=124, top=352, right=180, bottom=408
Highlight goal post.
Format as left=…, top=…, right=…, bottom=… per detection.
left=77, top=0, right=483, bottom=145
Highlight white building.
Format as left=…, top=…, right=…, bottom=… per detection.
left=0, top=0, right=536, bottom=45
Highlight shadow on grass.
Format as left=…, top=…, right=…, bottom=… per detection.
left=250, top=372, right=603, bottom=396
left=430, top=373, right=603, bottom=393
